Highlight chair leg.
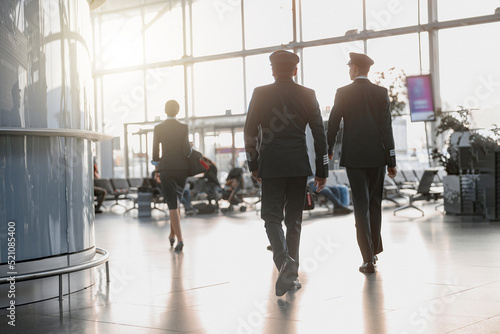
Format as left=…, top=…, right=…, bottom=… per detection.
left=124, top=201, right=138, bottom=214
left=152, top=206, right=166, bottom=214
left=435, top=202, right=444, bottom=213
left=385, top=197, right=401, bottom=207
left=151, top=200, right=167, bottom=215
left=110, top=202, right=127, bottom=210
left=393, top=197, right=424, bottom=217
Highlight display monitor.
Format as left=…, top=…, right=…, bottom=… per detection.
left=406, top=74, right=435, bottom=122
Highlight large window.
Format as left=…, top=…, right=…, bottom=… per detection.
left=96, top=11, right=143, bottom=70
left=368, top=33, right=429, bottom=77
left=365, top=0, right=428, bottom=30
left=102, top=71, right=145, bottom=136
left=438, top=0, right=499, bottom=21
left=144, top=3, right=183, bottom=63
left=439, top=22, right=500, bottom=129
left=192, top=0, right=242, bottom=56
left=91, top=1, right=500, bottom=176
left=301, top=0, right=362, bottom=41
left=244, top=0, right=293, bottom=48
left=193, top=58, right=244, bottom=116
left=146, top=66, right=185, bottom=121
left=302, top=43, right=362, bottom=111
left=245, top=54, right=275, bottom=109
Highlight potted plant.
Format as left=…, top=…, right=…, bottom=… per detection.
left=430, top=107, right=471, bottom=175
left=432, top=107, right=500, bottom=216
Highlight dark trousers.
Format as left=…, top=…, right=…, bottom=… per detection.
left=261, top=177, right=307, bottom=272
left=94, top=186, right=106, bottom=209
left=346, top=167, right=385, bottom=263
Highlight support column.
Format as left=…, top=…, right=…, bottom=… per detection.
left=427, top=0, right=442, bottom=165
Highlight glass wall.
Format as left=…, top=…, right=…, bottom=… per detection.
left=245, top=54, right=275, bottom=108
left=91, top=0, right=500, bottom=177
left=192, top=0, right=242, bottom=56
left=244, top=0, right=293, bottom=48
left=438, top=0, right=499, bottom=21
left=300, top=0, right=362, bottom=41
left=193, top=58, right=244, bottom=117
left=144, top=3, right=183, bottom=63
left=96, top=10, right=143, bottom=70
left=302, top=42, right=363, bottom=112
left=439, top=22, right=500, bottom=129
left=365, top=0, right=428, bottom=30
left=146, top=66, right=185, bottom=121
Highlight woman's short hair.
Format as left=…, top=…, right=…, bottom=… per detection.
left=165, top=100, right=180, bottom=117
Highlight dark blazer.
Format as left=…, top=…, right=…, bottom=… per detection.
left=152, top=119, right=191, bottom=171
left=327, top=78, right=396, bottom=168
left=244, top=78, right=328, bottom=179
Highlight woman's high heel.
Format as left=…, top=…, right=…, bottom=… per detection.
left=169, top=237, right=175, bottom=247
left=174, top=241, right=184, bottom=252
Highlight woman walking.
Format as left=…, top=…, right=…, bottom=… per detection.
left=152, top=100, right=191, bottom=251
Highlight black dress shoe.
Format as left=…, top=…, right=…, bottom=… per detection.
left=359, top=262, right=375, bottom=273
left=333, top=206, right=353, bottom=215
left=276, top=257, right=298, bottom=296
left=266, top=245, right=273, bottom=251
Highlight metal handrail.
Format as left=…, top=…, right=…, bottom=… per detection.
left=0, top=247, right=110, bottom=301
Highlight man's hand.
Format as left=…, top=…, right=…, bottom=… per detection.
left=314, top=177, right=327, bottom=192
left=387, top=167, right=397, bottom=178
left=251, top=170, right=261, bottom=184
left=328, top=153, right=334, bottom=160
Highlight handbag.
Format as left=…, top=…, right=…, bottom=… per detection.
left=303, top=185, right=315, bottom=211
left=188, top=149, right=209, bottom=176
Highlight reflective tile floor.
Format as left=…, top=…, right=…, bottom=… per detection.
left=2, top=201, right=500, bottom=334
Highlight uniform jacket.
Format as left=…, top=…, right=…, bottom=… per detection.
left=244, top=78, right=329, bottom=179
left=152, top=119, right=191, bottom=171
left=327, top=78, right=396, bottom=168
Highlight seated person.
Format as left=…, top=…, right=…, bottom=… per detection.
left=307, top=178, right=352, bottom=214
left=202, top=157, right=222, bottom=205
left=181, top=182, right=196, bottom=215
left=152, top=170, right=195, bottom=215
left=93, top=162, right=106, bottom=214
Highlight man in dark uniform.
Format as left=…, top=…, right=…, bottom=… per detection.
left=244, top=50, right=328, bottom=296
left=327, top=52, right=397, bottom=274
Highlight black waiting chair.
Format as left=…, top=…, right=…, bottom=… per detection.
left=393, top=169, right=443, bottom=217
left=383, top=178, right=403, bottom=207
left=127, top=178, right=143, bottom=192
left=139, top=178, right=166, bottom=214
left=400, top=169, right=419, bottom=187
left=392, top=170, right=413, bottom=189
left=108, top=178, right=135, bottom=211
left=94, top=178, right=116, bottom=210
left=123, top=178, right=143, bottom=214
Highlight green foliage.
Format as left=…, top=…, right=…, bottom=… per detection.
left=432, top=107, right=500, bottom=174
left=490, top=124, right=500, bottom=144
left=435, top=107, right=471, bottom=134
left=374, top=68, right=407, bottom=118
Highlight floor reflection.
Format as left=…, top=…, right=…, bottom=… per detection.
left=6, top=203, right=500, bottom=334
left=262, top=274, right=298, bottom=334
left=363, top=276, right=387, bottom=334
